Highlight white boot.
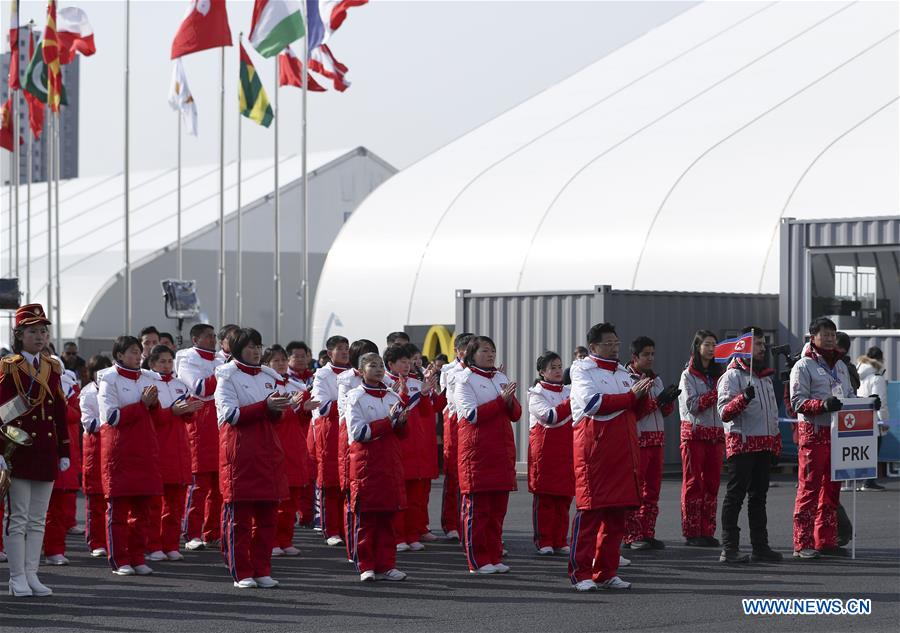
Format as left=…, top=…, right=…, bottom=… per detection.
left=25, top=572, right=52, bottom=597
left=5, top=533, right=32, bottom=597
left=25, top=527, right=52, bottom=596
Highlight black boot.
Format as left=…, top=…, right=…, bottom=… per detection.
left=750, top=545, right=783, bottom=562
left=719, top=548, right=749, bottom=564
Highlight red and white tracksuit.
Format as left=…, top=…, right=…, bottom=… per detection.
left=337, top=368, right=363, bottom=557
left=455, top=367, right=521, bottom=571
left=175, top=347, right=224, bottom=544
left=146, top=373, right=193, bottom=554
left=98, top=366, right=164, bottom=570
left=384, top=371, right=437, bottom=545
left=439, top=359, right=465, bottom=535
left=678, top=362, right=725, bottom=540
left=215, top=361, right=288, bottom=582
left=527, top=382, right=573, bottom=551
left=80, top=378, right=107, bottom=552
left=274, top=377, right=311, bottom=550
left=346, top=383, right=408, bottom=575
left=44, top=373, right=82, bottom=557
left=790, top=344, right=854, bottom=551
left=624, top=367, right=673, bottom=544
left=289, top=368, right=316, bottom=526
left=568, top=356, right=653, bottom=584
left=311, top=363, right=353, bottom=540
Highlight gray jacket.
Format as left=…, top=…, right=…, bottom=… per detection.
left=717, top=362, right=779, bottom=438
left=790, top=343, right=855, bottom=428
left=678, top=366, right=722, bottom=430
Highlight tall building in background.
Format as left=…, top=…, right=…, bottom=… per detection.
left=1, top=28, right=79, bottom=185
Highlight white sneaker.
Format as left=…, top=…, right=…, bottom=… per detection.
left=185, top=538, right=205, bottom=551
left=419, top=532, right=438, bottom=542
left=0, top=551, right=7, bottom=562
left=234, top=577, right=258, bottom=588
left=376, top=568, right=407, bottom=581
left=202, top=539, right=220, bottom=548
left=282, top=546, right=301, bottom=556
left=360, top=570, right=376, bottom=582
left=325, top=536, right=344, bottom=546
left=134, top=564, right=154, bottom=576
left=619, top=555, right=631, bottom=567
left=396, top=542, right=410, bottom=552
left=67, top=525, right=86, bottom=535
left=113, top=565, right=135, bottom=576
left=493, top=563, right=510, bottom=574
left=445, top=530, right=460, bottom=540
left=147, top=550, right=166, bottom=562
left=44, top=554, right=69, bottom=566
left=165, top=551, right=184, bottom=561
left=574, top=579, right=598, bottom=592
left=502, top=548, right=509, bottom=557
left=408, top=541, right=425, bottom=551
left=254, top=575, right=279, bottom=588
left=91, top=548, right=108, bottom=558
left=598, top=576, right=631, bottom=590
left=556, top=546, right=571, bottom=554
left=537, top=546, right=554, bottom=555
left=470, top=564, right=497, bottom=575
left=271, top=547, right=285, bottom=557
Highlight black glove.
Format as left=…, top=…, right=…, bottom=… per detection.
left=871, top=395, right=882, bottom=412
left=824, top=396, right=843, bottom=412
left=656, top=385, right=681, bottom=406
left=742, top=385, right=756, bottom=402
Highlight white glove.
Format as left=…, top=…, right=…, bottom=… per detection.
left=59, top=457, right=70, bottom=472
left=0, top=455, right=7, bottom=471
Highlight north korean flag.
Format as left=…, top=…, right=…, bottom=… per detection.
left=714, top=333, right=754, bottom=364
left=837, top=408, right=874, bottom=438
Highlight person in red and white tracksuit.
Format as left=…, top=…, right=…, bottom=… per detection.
left=80, top=355, right=113, bottom=557
left=265, top=344, right=316, bottom=557
left=568, top=323, right=654, bottom=591
left=146, top=345, right=200, bottom=562
left=346, top=352, right=409, bottom=582
left=286, top=341, right=316, bottom=526
left=623, top=337, right=680, bottom=551
left=175, top=323, right=225, bottom=551
left=98, top=336, right=164, bottom=576
left=215, top=328, right=289, bottom=589
left=42, top=368, right=82, bottom=566
left=383, top=346, right=437, bottom=552
left=455, top=336, right=521, bottom=575
left=311, top=336, right=353, bottom=546
left=678, top=330, right=725, bottom=547
left=438, top=333, right=473, bottom=540
left=527, top=351, right=573, bottom=555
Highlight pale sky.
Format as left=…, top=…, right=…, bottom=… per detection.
left=6, top=0, right=695, bottom=176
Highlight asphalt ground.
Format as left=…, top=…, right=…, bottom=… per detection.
left=1, top=475, right=898, bottom=633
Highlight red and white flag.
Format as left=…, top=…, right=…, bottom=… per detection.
left=8, top=0, right=20, bottom=90
left=1, top=97, right=23, bottom=151
left=57, top=6, right=96, bottom=64
left=278, top=45, right=325, bottom=91
left=714, top=333, right=754, bottom=364
left=170, top=0, right=232, bottom=59
left=308, top=43, right=349, bottom=92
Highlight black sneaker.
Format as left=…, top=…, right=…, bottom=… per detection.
left=629, top=540, right=651, bottom=550
left=719, top=549, right=750, bottom=564
left=860, top=481, right=885, bottom=491
left=647, top=538, right=666, bottom=550
left=685, top=537, right=707, bottom=547
left=702, top=536, right=721, bottom=547
left=818, top=546, right=851, bottom=558
left=750, top=546, right=783, bottom=562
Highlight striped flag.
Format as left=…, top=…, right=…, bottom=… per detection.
left=278, top=45, right=325, bottom=91
left=249, top=0, right=305, bottom=58
left=8, top=0, right=20, bottom=90
left=239, top=43, right=273, bottom=128
left=306, top=0, right=368, bottom=53
left=309, top=44, right=349, bottom=91
left=43, top=0, right=63, bottom=113
left=714, top=333, right=754, bottom=364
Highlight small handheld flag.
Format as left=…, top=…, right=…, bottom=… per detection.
left=714, top=332, right=754, bottom=364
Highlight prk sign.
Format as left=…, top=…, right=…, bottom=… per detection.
left=831, top=398, right=877, bottom=481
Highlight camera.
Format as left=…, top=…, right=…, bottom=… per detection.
left=770, top=344, right=801, bottom=382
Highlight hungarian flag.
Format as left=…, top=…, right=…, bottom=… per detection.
left=249, top=0, right=305, bottom=58
left=306, top=0, right=368, bottom=52
left=8, top=0, right=20, bottom=90
left=239, top=43, right=273, bottom=127
left=57, top=6, right=96, bottom=64
left=171, top=0, right=232, bottom=59
left=714, top=332, right=754, bottom=364
left=24, top=31, right=45, bottom=139
left=43, top=0, right=63, bottom=113
left=1, top=97, right=23, bottom=151
left=25, top=33, right=67, bottom=110
left=308, top=43, right=349, bottom=91
left=168, top=59, right=198, bottom=136
left=278, top=45, right=325, bottom=91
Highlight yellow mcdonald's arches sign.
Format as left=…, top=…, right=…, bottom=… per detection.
left=423, top=325, right=455, bottom=359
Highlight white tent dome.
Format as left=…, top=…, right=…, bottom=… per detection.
left=312, top=1, right=899, bottom=347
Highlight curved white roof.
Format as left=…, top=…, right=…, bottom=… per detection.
left=313, top=1, right=899, bottom=346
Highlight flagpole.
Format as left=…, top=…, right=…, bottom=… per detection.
left=45, top=108, right=51, bottom=316
left=176, top=100, right=182, bottom=280
left=53, top=110, right=60, bottom=350
left=218, top=46, right=226, bottom=327
left=301, top=15, right=309, bottom=342
left=13, top=88, right=20, bottom=279
left=25, top=20, right=33, bottom=302
left=236, top=34, right=242, bottom=325
left=124, top=0, right=132, bottom=334
left=274, top=56, right=281, bottom=344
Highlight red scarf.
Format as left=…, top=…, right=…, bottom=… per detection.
left=235, top=359, right=261, bottom=376
left=290, top=368, right=313, bottom=382
left=115, top=364, right=141, bottom=381
left=194, top=347, right=216, bottom=361
left=158, top=372, right=174, bottom=383
left=589, top=355, right=618, bottom=372
left=363, top=382, right=388, bottom=398
left=807, top=343, right=841, bottom=369
left=469, top=366, right=497, bottom=379
left=539, top=381, right=563, bottom=392
left=330, top=363, right=352, bottom=375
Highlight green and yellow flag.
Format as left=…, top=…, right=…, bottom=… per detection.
left=239, top=43, right=273, bottom=128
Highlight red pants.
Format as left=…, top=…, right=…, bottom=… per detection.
left=221, top=501, right=278, bottom=581
left=275, top=486, right=303, bottom=549
left=460, top=491, right=509, bottom=571
left=320, top=485, right=344, bottom=539
left=0, top=501, right=4, bottom=550
left=680, top=440, right=723, bottom=538
left=297, top=484, right=315, bottom=526
left=148, top=484, right=188, bottom=553
left=568, top=507, right=627, bottom=584
left=532, top=494, right=572, bottom=550
left=43, top=490, right=77, bottom=557
left=85, top=493, right=107, bottom=551
left=793, top=442, right=840, bottom=551
left=625, top=445, right=664, bottom=543
left=183, top=472, right=222, bottom=542
left=106, top=495, right=152, bottom=569
left=352, top=510, right=398, bottom=574
left=394, top=479, right=431, bottom=544
left=344, top=492, right=355, bottom=561
left=441, top=473, right=460, bottom=535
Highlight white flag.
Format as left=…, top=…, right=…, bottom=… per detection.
left=168, top=59, right=198, bottom=136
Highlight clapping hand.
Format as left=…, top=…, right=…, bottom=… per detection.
left=500, top=382, right=518, bottom=403
left=141, top=385, right=159, bottom=407
left=631, top=377, right=652, bottom=397
left=390, top=402, right=409, bottom=427
left=267, top=392, right=291, bottom=413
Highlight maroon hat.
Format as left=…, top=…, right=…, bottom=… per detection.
left=15, top=303, right=52, bottom=328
